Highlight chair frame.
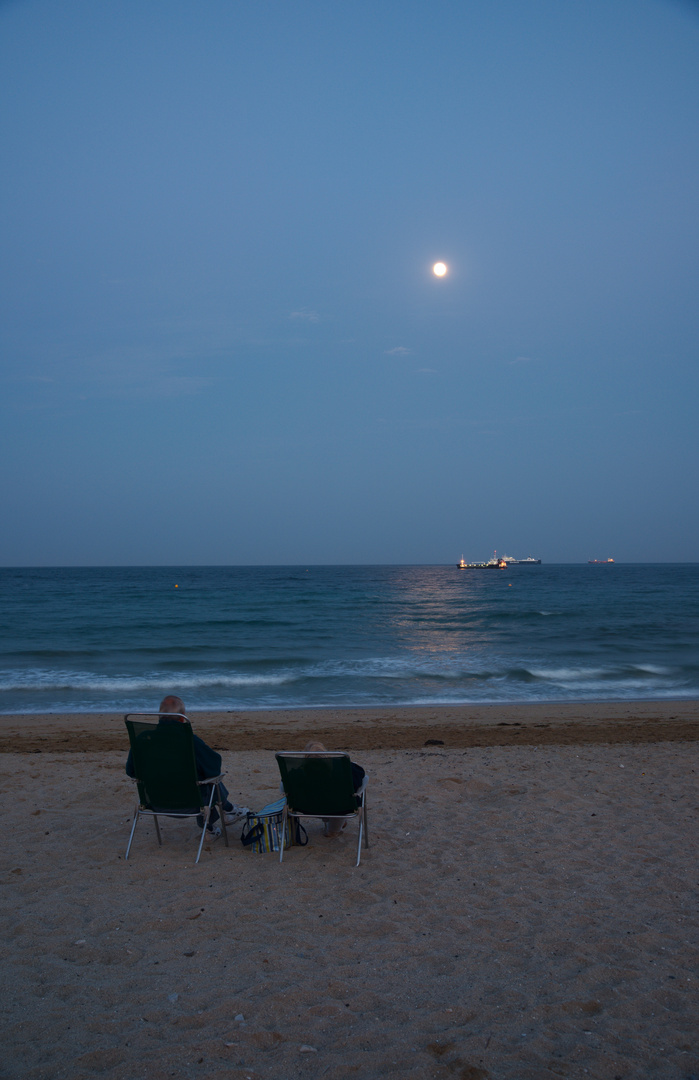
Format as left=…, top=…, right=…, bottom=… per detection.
left=275, top=750, right=369, bottom=866
left=124, top=713, right=229, bottom=864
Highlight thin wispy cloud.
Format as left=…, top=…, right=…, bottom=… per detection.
left=385, top=346, right=411, bottom=356
left=289, top=309, right=320, bottom=323
left=35, top=348, right=215, bottom=402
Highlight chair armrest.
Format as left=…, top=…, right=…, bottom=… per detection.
left=197, top=774, right=225, bottom=785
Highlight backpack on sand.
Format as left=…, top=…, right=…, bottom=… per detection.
left=240, top=797, right=308, bottom=853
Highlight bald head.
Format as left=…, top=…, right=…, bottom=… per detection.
left=159, top=695, right=186, bottom=721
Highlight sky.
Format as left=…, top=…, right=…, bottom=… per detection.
left=1, top=0, right=698, bottom=565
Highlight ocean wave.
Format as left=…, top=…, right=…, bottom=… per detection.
left=405, top=685, right=699, bottom=706
left=521, top=665, right=689, bottom=695
left=0, top=654, right=691, bottom=700
left=526, top=666, right=610, bottom=681
left=299, top=656, right=506, bottom=683
left=0, top=670, right=297, bottom=692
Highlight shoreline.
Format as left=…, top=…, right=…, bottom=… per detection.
left=1, top=698, right=696, bottom=752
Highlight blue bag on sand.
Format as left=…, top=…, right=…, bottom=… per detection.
left=240, top=797, right=308, bottom=853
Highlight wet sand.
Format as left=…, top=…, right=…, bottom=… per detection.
left=0, top=698, right=697, bottom=753
left=1, top=702, right=698, bottom=1079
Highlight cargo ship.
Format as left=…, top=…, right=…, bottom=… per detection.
left=457, top=557, right=506, bottom=568
left=457, top=552, right=541, bottom=569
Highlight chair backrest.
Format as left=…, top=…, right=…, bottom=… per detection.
left=125, top=716, right=203, bottom=813
left=276, top=751, right=358, bottom=816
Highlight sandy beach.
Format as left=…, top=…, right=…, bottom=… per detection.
left=2, top=702, right=698, bottom=1079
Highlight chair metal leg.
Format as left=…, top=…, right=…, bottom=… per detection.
left=153, top=814, right=162, bottom=846
left=279, top=803, right=288, bottom=863
left=216, top=784, right=229, bottom=848
left=356, top=809, right=363, bottom=867
left=195, top=817, right=208, bottom=864
left=362, top=793, right=369, bottom=848
left=195, top=785, right=217, bottom=864
left=125, top=805, right=140, bottom=859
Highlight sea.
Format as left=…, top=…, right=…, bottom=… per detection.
left=0, top=564, right=698, bottom=715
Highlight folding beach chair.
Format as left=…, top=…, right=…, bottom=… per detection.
left=275, top=751, right=369, bottom=867
left=124, top=714, right=229, bottom=864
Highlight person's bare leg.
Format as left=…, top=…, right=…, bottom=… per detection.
left=322, top=816, right=348, bottom=837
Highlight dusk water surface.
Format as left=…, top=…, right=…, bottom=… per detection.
left=0, top=564, right=698, bottom=713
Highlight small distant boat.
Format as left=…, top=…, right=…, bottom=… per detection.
left=457, top=551, right=507, bottom=569
left=456, top=556, right=489, bottom=569
left=517, top=556, right=541, bottom=564
left=588, top=558, right=615, bottom=564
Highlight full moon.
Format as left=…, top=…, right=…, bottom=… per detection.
left=432, top=262, right=447, bottom=277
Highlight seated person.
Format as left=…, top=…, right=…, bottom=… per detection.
left=125, top=695, right=248, bottom=835
left=303, top=740, right=365, bottom=837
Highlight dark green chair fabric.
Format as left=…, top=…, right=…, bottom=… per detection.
left=275, top=751, right=368, bottom=866
left=128, top=719, right=203, bottom=813
left=125, top=715, right=228, bottom=863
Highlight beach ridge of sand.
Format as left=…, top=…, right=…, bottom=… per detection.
left=0, top=699, right=696, bottom=753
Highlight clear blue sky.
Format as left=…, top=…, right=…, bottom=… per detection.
left=1, top=0, right=698, bottom=565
